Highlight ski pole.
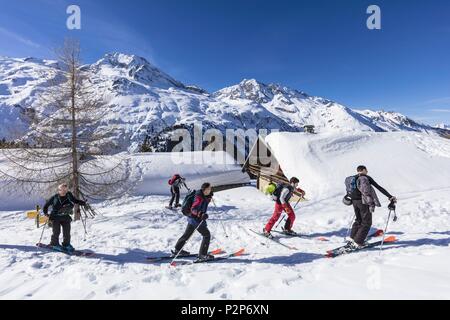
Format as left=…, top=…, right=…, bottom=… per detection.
left=344, top=213, right=355, bottom=243
left=170, top=220, right=205, bottom=266
left=38, top=221, right=48, bottom=245
left=275, top=214, right=287, bottom=230
left=211, top=198, right=228, bottom=238
left=294, top=196, right=305, bottom=209
left=80, top=206, right=88, bottom=240
left=379, top=209, right=393, bottom=255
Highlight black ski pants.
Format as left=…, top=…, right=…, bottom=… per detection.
left=169, top=186, right=180, bottom=207
left=350, top=200, right=372, bottom=245
left=175, top=222, right=210, bottom=256
left=50, top=217, right=72, bottom=247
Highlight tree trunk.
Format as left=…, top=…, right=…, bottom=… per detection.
left=70, top=61, right=81, bottom=221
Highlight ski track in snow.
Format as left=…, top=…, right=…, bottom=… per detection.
left=0, top=186, right=449, bottom=299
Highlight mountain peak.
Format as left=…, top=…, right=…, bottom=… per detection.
left=100, top=53, right=151, bottom=69
left=92, top=53, right=184, bottom=89
left=214, top=78, right=310, bottom=104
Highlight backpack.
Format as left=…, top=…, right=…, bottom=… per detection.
left=181, top=190, right=197, bottom=216
left=168, top=174, right=181, bottom=186
left=271, top=183, right=285, bottom=201
left=345, top=175, right=359, bottom=195
left=264, top=183, right=277, bottom=195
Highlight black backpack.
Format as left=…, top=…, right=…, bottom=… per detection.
left=181, top=190, right=197, bottom=216
left=272, top=183, right=285, bottom=201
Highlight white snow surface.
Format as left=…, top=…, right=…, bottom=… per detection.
left=0, top=151, right=249, bottom=211
left=0, top=132, right=449, bottom=299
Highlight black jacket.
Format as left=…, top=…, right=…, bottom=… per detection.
left=43, top=192, right=86, bottom=219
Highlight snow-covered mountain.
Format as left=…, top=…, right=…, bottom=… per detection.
left=214, top=79, right=445, bottom=134
left=0, top=54, right=447, bottom=152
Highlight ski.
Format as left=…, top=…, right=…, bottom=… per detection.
left=147, top=248, right=224, bottom=262
left=249, top=229, right=298, bottom=250
left=325, top=236, right=397, bottom=258
left=272, top=230, right=329, bottom=242
left=36, top=243, right=95, bottom=257
left=171, top=249, right=245, bottom=266
left=367, top=229, right=384, bottom=240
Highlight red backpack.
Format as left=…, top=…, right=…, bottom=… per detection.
left=168, top=174, right=181, bottom=186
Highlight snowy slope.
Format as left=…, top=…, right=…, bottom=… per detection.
left=1, top=55, right=447, bottom=153
left=0, top=186, right=448, bottom=299
left=435, top=123, right=450, bottom=130
left=265, top=132, right=450, bottom=201
left=0, top=57, right=60, bottom=140
left=0, top=150, right=249, bottom=211
left=355, top=109, right=436, bottom=132
left=0, top=131, right=449, bottom=299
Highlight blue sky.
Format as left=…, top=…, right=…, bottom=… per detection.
left=0, top=0, right=449, bottom=125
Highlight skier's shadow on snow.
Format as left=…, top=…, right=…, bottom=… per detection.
left=93, top=249, right=173, bottom=265
left=0, top=244, right=168, bottom=265
left=0, top=244, right=44, bottom=253
left=306, top=228, right=404, bottom=239
left=251, top=252, right=324, bottom=265
left=381, top=236, right=450, bottom=251
left=430, top=231, right=450, bottom=236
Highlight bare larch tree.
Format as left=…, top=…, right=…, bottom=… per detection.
left=0, top=39, right=129, bottom=220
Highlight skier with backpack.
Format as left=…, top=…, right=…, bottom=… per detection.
left=172, top=182, right=215, bottom=262
left=42, top=183, right=87, bottom=253
left=263, top=177, right=305, bottom=238
left=344, top=165, right=397, bottom=250
left=167, top=174, right=189, bottom=210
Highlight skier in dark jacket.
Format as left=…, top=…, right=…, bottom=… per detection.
left=167, top=174, right=188, bottom=209
left=348, top=165, right=397, bottom=249
left=43, top=183, right=86, bottom=252
left=173, top=182, right=214, bottom=262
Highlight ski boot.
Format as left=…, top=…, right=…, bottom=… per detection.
left=344, top=239, right=366, bottom=253
left=282, top=227, right=297, bottom=236
left=51, top=244, right=64, bottom=252
left=195, top=254, right=215, bottom=263
left=174, top=204, right=182, bottom=208
left=263, top=228, right=274, bottom=239
left=63, top=244, right=75, bottom=253
left=171, top=249, right=190, bottom=257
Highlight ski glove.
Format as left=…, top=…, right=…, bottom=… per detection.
left=369, top=206, right=375, bottom=213
left=296, top=188, right=306, bottom=197
left=199, top=213, right=209, bottom=221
